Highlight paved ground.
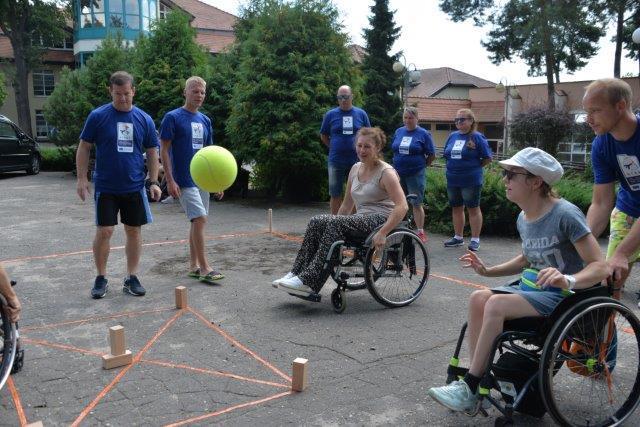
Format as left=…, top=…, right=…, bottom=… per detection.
left=1, top=171, right=639, bottom=426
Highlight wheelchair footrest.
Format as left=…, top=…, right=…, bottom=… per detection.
left=289, top=292, right=321, bottom=303
left=11, top=348, right=24, bottom=375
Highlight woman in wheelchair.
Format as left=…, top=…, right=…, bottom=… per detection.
left=272, top=127, right=408, bottom=297
left=427, top=147, right=610, bottom=413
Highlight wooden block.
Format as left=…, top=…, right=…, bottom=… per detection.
left=291, top=357, right=308, bottom=392
left=175, top=286, right=188, bottom=309
left=108, top=325, right=126, bottom=356
left=26, top=422, right=44, bottom=427
left=267, top=208, right=273, bottom=233
left=102, top=350, right=133, bottom=370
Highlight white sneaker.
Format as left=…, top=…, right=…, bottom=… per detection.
left=161, top=196, right=174, bottom=204
left=272, top=272, right=294, bottom=288
left=278, top=276, right=312, bottom=296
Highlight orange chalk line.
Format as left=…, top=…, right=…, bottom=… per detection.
left=1, top=230, right=267, bottom=264
left=164, top=390, right=293, bottom=427
left=140, top=359, right=290, bottom=389
left=21, top=337, right=105, bottom=357
left=71, top=310, right=183, bottom=427
left=272, top=231, right=491, bottom=290
left=6, top=377, right=28, bottom=426
left=188, top=307, right=292, bottom=383
left=21, top=307, right=175, bottom=332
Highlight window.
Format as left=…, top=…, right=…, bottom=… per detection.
left=420, top=123, right=432, bottom=131
left=80, top=0, right=105, bottom=28
left=435, top=123, right=453, bottom=131
left=0, top=122, right=17, bottom=139
left=33, top=70, right=55, bottom=96
left=159, top=2, right=169, bottom=19
left=35, top=110, right=53, bottom=140
left=126, top=0, right=140, bottom=29
left=110, top=0, right=124, bottom=27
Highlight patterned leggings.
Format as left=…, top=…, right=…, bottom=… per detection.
left=291, top=213, right=387, bottom=292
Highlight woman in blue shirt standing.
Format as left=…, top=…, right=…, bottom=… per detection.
left=443, top=108, right=493, bottom=251
left=391, top=107, right=436, bottom=243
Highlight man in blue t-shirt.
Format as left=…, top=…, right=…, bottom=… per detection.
left=320, top=85, right=371, bottom=214
left=584, top=78, right=640, bottom=303
left=159, top=76, right=224, bottom=285
left=76, top=71, right=161, bottom=300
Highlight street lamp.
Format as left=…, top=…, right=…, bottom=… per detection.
left=496, top=80, right=519, bottom=155
left=633, top=27, right=640, bottom=89
left=393, top=54, right=421, bottom=106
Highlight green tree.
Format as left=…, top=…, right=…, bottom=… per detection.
left=509, top=107, right=574, bottom=156
left=361, top=0, right=402, bottom=137
left=440, top=0, right=605, bottom=110
left=0, top=71, right=6, bottom=107
left=0, top=0, right=68, bottom=135
left=227, top=0, right=357, bottom=200
left=132, top=11, right=210, bottom=127
left=202, top=49, right=238, bottom=150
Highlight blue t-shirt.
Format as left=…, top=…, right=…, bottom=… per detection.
left=591, top=116, right=640, bottom=217
left=159, top=107, right=213, bottom=188
left=320, top=106, right=371, bottom=166
left=443, top=130, right=493, bottom=187
left=80, top=103, right=158, bottom=194
left=391, top=126, right=436, bottom=176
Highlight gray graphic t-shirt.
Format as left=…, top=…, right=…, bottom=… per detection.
left=517, top=199, right=591, bottom=275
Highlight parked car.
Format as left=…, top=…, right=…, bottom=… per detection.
left=0, top=115, right=41, bottom=175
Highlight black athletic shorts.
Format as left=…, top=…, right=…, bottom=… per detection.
left=94, top=190, right=152, bottom=227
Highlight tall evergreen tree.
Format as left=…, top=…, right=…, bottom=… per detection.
left=440, top=0, right=605, bottom=110
left=226, top=0, right=358, bottom=200
left=361, top=0, right=402, bottom=137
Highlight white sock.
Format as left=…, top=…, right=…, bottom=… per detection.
left=417, top=228, right=424, bottom=233
left=454, top=235, right=463, bottom=240
left=471, top=237, right=480, bottom=243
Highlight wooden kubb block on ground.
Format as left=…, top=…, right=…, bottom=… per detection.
left=292, top=358, right=308, bottom=392
left=102, top=325, right=132, bottom=369
left=175, top=286, right=188, bottom=309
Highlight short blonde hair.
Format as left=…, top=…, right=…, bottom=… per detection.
left=185, top=76, right=206, bottom=90
left=404, top=106, right=419, bottom=119
left=585, top=78, right=633, bottom=111
left=456, top=108, right=477, bottom=133
left=356, top=127, right=386, bottom=161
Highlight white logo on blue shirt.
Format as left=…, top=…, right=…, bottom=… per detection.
left=617, top=154, right=640, bottom=191
left=342, top=116, right=353, bottom=135
left=117, top=122, right=134, bottom=153
left=451, top=139, right=465, bottom=159
left=399, top=136, right=412, bottom=155
left=191, top=122, right=204, bottom=150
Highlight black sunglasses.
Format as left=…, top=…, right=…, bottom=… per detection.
left=501, top=169, right=531, bottom=180
left=454, top=117, right=470, bottom=123
left=336, top=95, right=352, bottom=100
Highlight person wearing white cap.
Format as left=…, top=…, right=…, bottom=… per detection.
left=583, top=78, right=640, bottom=304
left=427, top=147, right=609, bottom=414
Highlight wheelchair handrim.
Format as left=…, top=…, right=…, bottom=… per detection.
left=0, top=295, right=18, bottom=390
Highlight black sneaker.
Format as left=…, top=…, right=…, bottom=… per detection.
left=123, top=275, right=146, bottom=296
left=91, top=276, right=108, bottom=299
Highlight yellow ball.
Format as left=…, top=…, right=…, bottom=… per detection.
left=190, top=146, right=238, bottom=192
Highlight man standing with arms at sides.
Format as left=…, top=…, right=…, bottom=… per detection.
left=583, top=78, right=640, bottom=304
left=77, top=71, right=161, bottom=299
left=159, top=76, right=224, bottom=284
left=320, top=85, right=371, bottom=214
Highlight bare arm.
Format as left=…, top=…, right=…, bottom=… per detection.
left=460, top=251, right=529, bottom=277
left=160, top=139, right=181, bottom=199
left=0, top=264, right=20, bottom=323
left=370, top=169, right=409, bottom=249
left=320, top=134, right=330, bottom=148
left=425, top=154, right=436, bottom=166
left=146, top=147, right=162, bottom=201
left=481, top=158, right=492, bottom=167
left=337, top=167, right=356, bottom=215
left=586, top=183, right=615, bottom=238
left=76, top=140, right=92, bottom=201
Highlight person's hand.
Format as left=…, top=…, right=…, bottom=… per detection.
left=372, top=231, right=386, bottom=251
left=149, top=184, right=162, bottom=201
left=537, top=267, right=566, bottom=289
left=77, top=179, right=91, bottom=201
left=4, top=295, right=21, bottom=323
left=459, top=250, right=488, bottom=275
left=214, top=191, right=224, bottom=201
left=608, top=253, right=629, bottom=285
left=167, top=180, right=181, bottom=199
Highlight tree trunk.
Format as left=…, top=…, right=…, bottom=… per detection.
left=613, top=3, right=624, bottom=78
left=13, top=50, right=33, bottom=137
left=539, top=0, right=556, bottom=110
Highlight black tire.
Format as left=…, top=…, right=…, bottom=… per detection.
left=330, top=245, right=367, bottom=291
left=331, top=288, right=346, bottom=313
left=0, top=295, right=18, bottom=390
left=539, top=297, right=640, bottom=426
left=26, top=154, right=40, bottom=175
left=364, top=228, right=429, bottom=308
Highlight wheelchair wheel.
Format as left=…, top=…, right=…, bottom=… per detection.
left=331, top=245, right=367, bottom=291
left=364, top=228, right=429, bottom=308
left=539, top=297, right=640, bottom=427
left=331, top=288, right=346, bottom=313
left=0, top=295, right=18, bottom=390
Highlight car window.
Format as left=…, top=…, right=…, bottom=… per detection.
left=0, top=122, right=18, bottom=139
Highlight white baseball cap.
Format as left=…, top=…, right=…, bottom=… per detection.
left=498, top=147, right=564, bottom=185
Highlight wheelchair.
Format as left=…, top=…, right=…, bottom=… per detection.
left=287, top=195, right=430, bottom=313
left=442, top=281, right=640, bottom=426
left=0, top=280, right=22, bottom=391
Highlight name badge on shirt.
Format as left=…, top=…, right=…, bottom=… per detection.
left=191, top=122, right=204, bottom=150
left=451, top=139, right=465, bottom=159
left=399, top=136, right=412, bottom=155
left=617, top=154, right=640, bottom=191
left=117, top=122, right=134, bottom=153
left=342, top=116, right=353, bottom=135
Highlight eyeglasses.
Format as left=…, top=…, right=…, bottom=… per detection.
left=454, top=117, right=470, bottom=124
left=501, top=169, right=531, bottom=180
left=336, top=95, right=352, bottom=100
